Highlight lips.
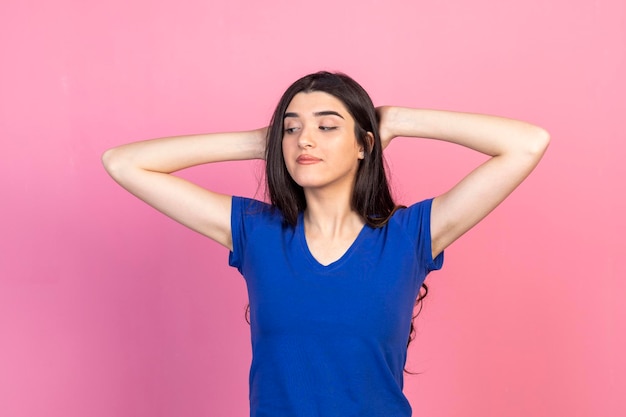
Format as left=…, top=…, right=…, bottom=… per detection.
left=296, top=155, right=322, bottom=164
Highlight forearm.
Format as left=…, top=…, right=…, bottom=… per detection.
left=376, top=106, right=549, bottom=257
left=380, top=106, right=549, bottom=157
left=102, top=129, right=267, bottom=178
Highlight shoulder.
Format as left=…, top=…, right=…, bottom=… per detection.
left=231, top=196, right=285, bottom=234
left=389, top=198, right=434, bottom=229
left=231, top=196, right=274, bottom=216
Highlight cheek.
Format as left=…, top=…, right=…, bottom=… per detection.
left=281, top=135, right=293, bottom=155
left=282, top=136, right=301, bottom=163
left=281, top=139, right=296, bottom=175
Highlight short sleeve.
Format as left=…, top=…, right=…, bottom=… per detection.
left=228, top=196, right=246, bottom=272
left=228, top=196, right=275, bottom=274
left=393, top=198, right=444, bottom=273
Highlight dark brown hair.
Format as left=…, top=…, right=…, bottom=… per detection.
left=265, top=71, right=394, bottom=227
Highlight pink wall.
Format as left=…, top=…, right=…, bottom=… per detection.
left=1, top=1, right=624, bottom=416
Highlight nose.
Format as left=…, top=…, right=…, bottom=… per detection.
left=297, top=126, right=315, bottom=149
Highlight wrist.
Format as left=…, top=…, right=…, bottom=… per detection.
left=253, top=128, right=268, bottom=160
left=377, top=106, right=398, bottom=142
left=390, top=107, right=428, bottom=139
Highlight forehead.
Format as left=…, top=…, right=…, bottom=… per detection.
left=285, top=91, right=351, bottom=117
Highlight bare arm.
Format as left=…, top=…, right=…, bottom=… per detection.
left=102, top=129, right=267, bottom=250
left=377, top=106, right=550, bottom=258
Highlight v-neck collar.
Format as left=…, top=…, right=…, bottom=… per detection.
left=296, top=212, right=369, bottom=273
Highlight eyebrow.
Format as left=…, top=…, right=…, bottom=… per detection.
left=283, top=110, right=345, bottom=119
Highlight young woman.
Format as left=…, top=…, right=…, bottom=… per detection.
left=102, top=71, right=549, bottom=417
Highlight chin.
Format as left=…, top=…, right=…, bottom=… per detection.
left=287, top=168, right=357, bottom=191
left=292, top=178, right=326, bottom=189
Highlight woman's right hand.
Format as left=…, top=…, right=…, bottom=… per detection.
left=102, top=128, right=268, bottom=250
left=375, top=106, right=397, bottom=150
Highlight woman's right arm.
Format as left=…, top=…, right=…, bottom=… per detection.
left=101, top=129, right=267, bottom=250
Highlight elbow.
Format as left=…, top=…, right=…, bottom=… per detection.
left=101, top=148, right=114, bottom=172
left=101, top=147, right=130, bottom=181
left=526, top=126, right=551, bottom=157
left=101, top=147, right=118, bottom=176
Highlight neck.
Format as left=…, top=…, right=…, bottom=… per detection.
left=303, top=186, right=364, bottom=237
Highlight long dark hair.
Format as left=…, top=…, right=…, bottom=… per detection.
left=251, top=71, right=427, bottom=355
left=265, top=71, right=394, bottom=227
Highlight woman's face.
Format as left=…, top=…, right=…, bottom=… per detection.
left=282, top=91, right=364, bottom=192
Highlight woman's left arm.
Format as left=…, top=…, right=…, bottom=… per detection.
left=377, top=106, right=550, bottom=258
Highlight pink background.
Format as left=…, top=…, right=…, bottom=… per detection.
left=1, top=0, right=624, bottom=416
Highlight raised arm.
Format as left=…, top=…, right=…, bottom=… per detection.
left=377, top=106, right=550, bottom=258
left=102, top=129, right=267, bottom=250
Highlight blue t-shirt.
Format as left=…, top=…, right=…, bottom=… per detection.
left=229, top=196, right=443, bottom=417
